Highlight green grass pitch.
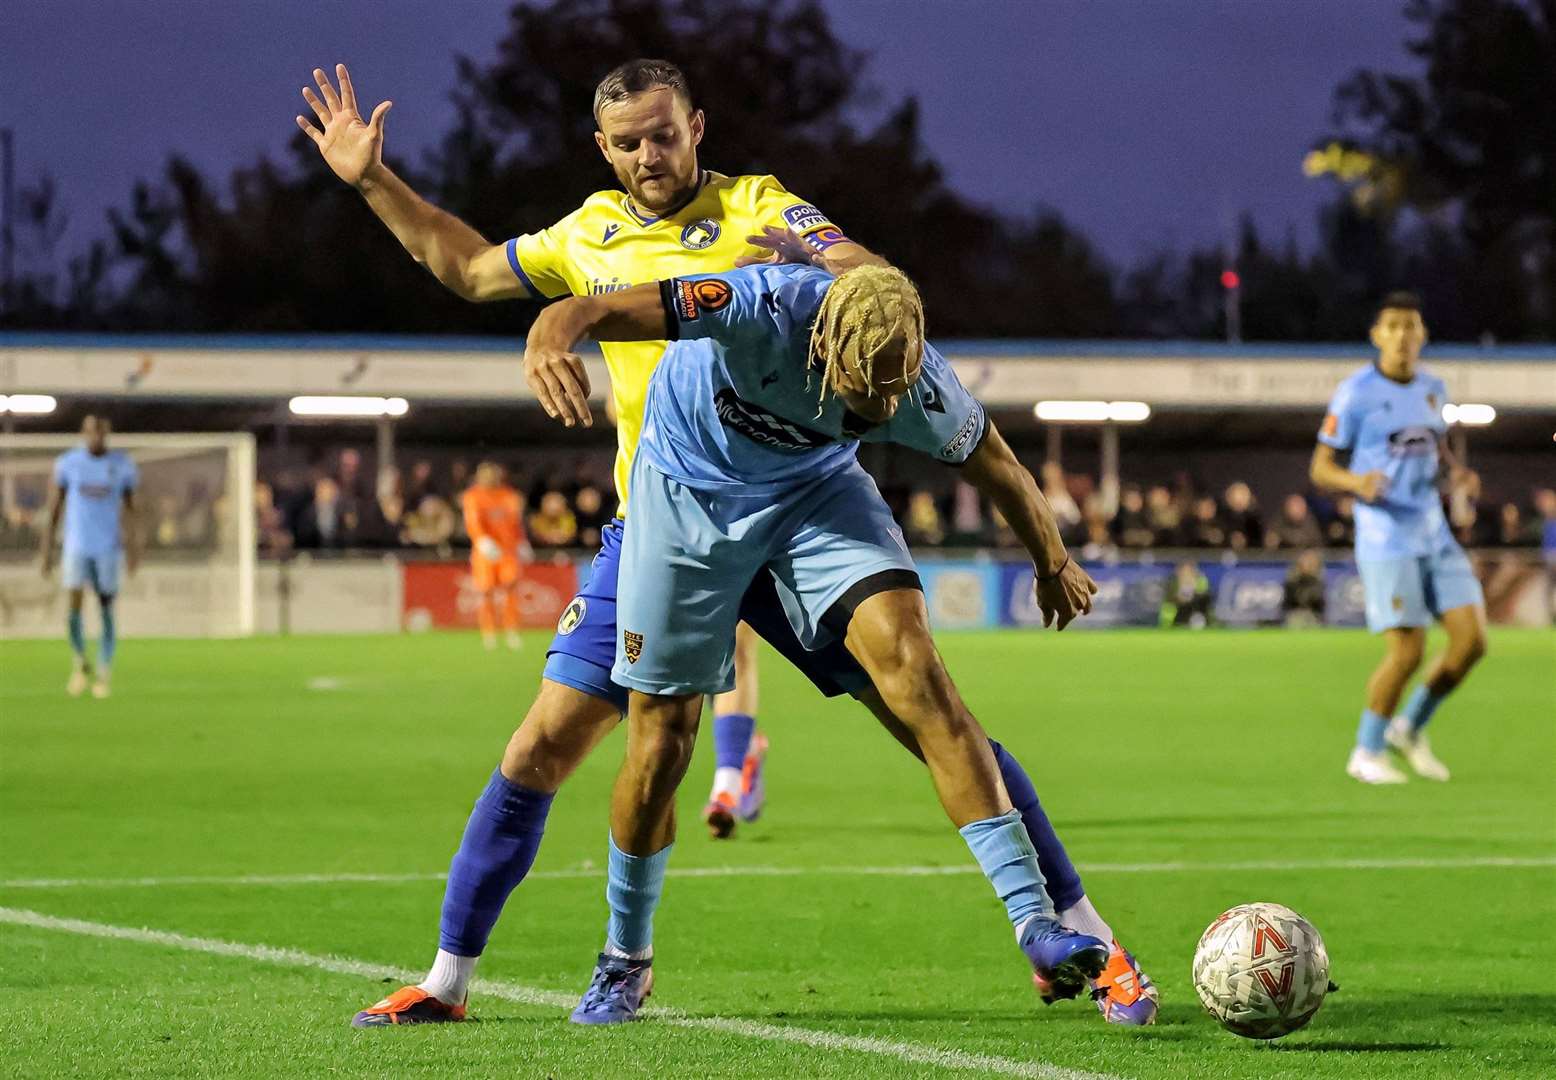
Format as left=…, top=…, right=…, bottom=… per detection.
left=2, top=627, right=1553, bottom=1079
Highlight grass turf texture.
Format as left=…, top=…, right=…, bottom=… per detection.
left=1, top=628, right=1552, bottom=1079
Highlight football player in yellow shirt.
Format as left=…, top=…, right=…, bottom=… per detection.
left=300, top=58, right=1153, bottom=1028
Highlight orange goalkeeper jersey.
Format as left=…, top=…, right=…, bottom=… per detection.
left=463, top=484, right=525, bottom=555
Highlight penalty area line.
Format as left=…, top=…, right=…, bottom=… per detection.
left=0, top=906, right=1116, bottom=1080
left=1, top=854, right=1552, bottom=891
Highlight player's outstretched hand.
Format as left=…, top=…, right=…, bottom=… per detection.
left=524, top=345, right=593, bottom=428
left=1035, top=557, right=1097, bottom=631
left=736, top=225, right=819, bottom=268
left=296, top=63, right=392, bottom=188
left=1354, top=470, right=1388, bottom=503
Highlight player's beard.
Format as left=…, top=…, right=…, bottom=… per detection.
left=618, top=160, right=700, bottom=217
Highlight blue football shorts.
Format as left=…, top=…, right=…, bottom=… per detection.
left=542, top=495, right=904, bottom=712
left=60, top=551, right=120, bottom=596
left=610, top=457, right=921, bottom=697
left=1357, top=542, right=1483, bottom=633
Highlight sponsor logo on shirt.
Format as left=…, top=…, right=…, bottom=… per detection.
left=1386, top=424, right=1436, bottom=457
left=713, top=388, right=833, bottom=451
left=590, top=277, right=633, bottom=295
left=940, top=409, right=980, bottom=459
left=782, top=203, right=830, bottom=233
left=673, top=278, right=733, bottom=321
left=679, top=218, right=721, bottom=250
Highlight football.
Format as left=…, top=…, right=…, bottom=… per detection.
left=1192, top=902, right=1333, bottom=1039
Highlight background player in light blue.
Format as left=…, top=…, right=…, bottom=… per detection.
left=39, top=415, right=141, bottom=699
left=526, top=260, right=1122, bottom=1025
left=1310, top=292, right=1487, bottom=785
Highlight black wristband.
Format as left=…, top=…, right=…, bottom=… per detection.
left=1035, top=554, right=1070, bottom=583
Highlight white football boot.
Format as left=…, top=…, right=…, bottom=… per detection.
left=66, top=663, right=89, bottom=698
left=1385, top=718, right=1450, bottom=781
left=1346, top=746, right=1408, bottom=785
left=91, top=671, right=112, bottom=699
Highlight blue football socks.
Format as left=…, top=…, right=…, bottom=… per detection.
left=67, top=610, right=86, bottom=660
left=605, top=834, right=673, bottom=958
left=437, top=769, right=554, bottom=957
left=1401, top=685, right=1445, bottom=733
left=98, top=600, right=117, bottom=670
left=712, top=711, right=755, bottom=770
left=1356, top=708, right=1389, bottom=752
left=959, top=808, right=1052, bottom=928
left=989, top=739, right=1084, bottom=912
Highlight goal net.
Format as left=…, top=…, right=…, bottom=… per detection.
left=0, top=433, right=256, bottom=638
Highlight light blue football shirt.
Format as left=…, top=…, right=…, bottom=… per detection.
left=53, top=447, right=137, bottom=557
left=638, top=264, right=987, bottom=497
left=1318, top=363, right=1453, bottom=560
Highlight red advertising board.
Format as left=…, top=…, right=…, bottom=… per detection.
left=402, top=560, right=578, bottom=631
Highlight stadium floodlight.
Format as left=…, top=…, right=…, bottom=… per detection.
left=288, top=395, right=409, bottom=418
left=1442, top=403, right=1496, bottom=426
left=1034, top=400, right=1151, bottom=423
left=0, top=394, right=58, bottom=415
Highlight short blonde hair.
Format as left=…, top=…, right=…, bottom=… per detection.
left=809, top=265, right=925, bottom=409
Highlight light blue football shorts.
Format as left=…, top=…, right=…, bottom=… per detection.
left=60, top=550, right=121, bottom=596
left=1357, top=543, right=1483, bottom=633
left=612, top=456, right=920, bottom=696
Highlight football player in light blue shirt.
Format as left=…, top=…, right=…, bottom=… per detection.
left=526, top=259, right=1123, bottom=1025
left=1310, top=292, right=1486, bottom=784
left=39, top=416, right=141, bottom=698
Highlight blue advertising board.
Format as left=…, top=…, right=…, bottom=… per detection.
left=999, top=562, right=1172, bottom=629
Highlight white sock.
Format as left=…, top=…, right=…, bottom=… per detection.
left=418, top=948, right=478, bottom=1005
left=1058, top=894, right=1114, bottom=945
left=710, top=765, right=742, bottom=800
left=604, top=939, right=653, bottom=962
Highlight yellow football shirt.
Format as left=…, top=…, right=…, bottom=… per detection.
left=504, top=171, right=843, bottom=514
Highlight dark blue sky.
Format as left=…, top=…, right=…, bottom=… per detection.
left=1, top=1, right=1414, bottom=266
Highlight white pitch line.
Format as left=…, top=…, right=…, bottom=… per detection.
left=1, top=854, right=1551, bottom=891
left=0, top=906, right=1115, bottom=1080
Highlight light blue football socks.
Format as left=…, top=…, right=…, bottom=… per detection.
left=959, top=808, right=1052, bottom=928
left=98, top=601, right=117, bottom=670
left=605, top=834, right=673, bottom=959
left=1401, top=685, right=1445, bottom=733
left=67, top=610, right=86, bottom=660
left=1356, top=708, right=1389, bottom=752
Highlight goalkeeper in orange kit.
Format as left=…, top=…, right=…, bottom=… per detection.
left=463, top=462, right=534, bottom=650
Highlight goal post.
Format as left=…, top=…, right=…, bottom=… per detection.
left=0, top=432, right=256, bottom=638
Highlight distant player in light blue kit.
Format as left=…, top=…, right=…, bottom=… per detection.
left=525, top=258, right=1120, bottom=1024
left=1310, top=292, right=1487, bottom=784
left=39, top=416, right=140, bottom=699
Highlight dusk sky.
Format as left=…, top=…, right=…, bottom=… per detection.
left=1, top=1, right=1416, bottom=267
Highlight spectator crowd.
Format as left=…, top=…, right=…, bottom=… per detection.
left=3, top=446, right=1552, bottom=566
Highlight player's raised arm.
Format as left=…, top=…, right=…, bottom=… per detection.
left=737, top=225, right=889, bottom=274
left=960, top=421, right=1098, bottom=630
left=522, top=283, right=670, bottom=427
left=296, top=64, right=524, bottom=302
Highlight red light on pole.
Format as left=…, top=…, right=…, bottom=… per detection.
left=1220, top=269, right=1241, bottom=290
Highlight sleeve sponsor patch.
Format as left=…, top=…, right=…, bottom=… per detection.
left=941, top=408, right=982, bottom=460
left=782, top=202, right=831, bottom=234
left=673, top=278, right=733, bottom=321
left=1321, top=413, right=1339, bottom=437
left=804, top=225, right=849, bottom=250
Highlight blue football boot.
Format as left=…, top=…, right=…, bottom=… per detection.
left=1020, top=918, right=1109, bottom=1004
left=569, top=953, right=654, bottom=1024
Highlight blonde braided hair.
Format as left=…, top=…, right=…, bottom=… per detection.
left=809, top=265, right=925, bottom=411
